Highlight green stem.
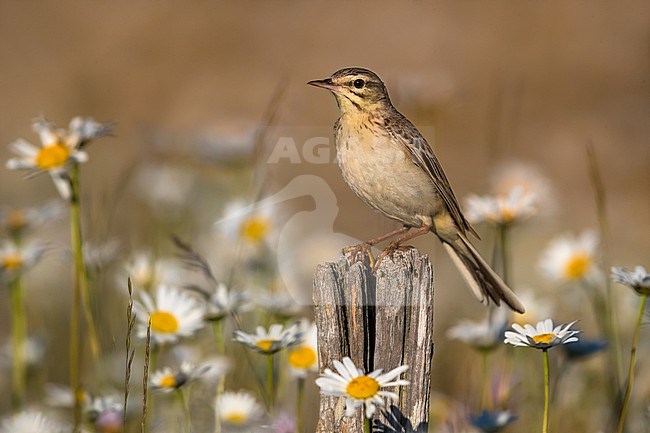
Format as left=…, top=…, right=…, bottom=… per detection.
left=267, top=354, right=275, bottom=410
left=542, top=349, right=550, bottom=433
left=212, top=320, right=225, bottom=433
left=481, top=350, right=490, bottom=409
left=499, top=224, right=510, bottom=286
left=296, top=377, right=305, bottom=433
left=616, top=294, right=647, bottom=433
left=212, top=320, right=225, bottom=355
left=586, top=143, right=623, bottom=386
left=580, top=281, right=620, bottom=403
left=364, top=416, right=372, bottom=433
left=69, top=163, right=101, bottom=362
left=10, top=276, right=26, bottom=409
left=178, top=390, right=190, bottom=433
left=70, top=243, right=82, bottom=431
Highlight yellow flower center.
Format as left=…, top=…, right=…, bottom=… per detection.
left=255, top=339, right=276, bottom=352
left=6, top=210, right=26, bottom=231
left=288, top=345, right=317, bottom=369
left=150, top=311, right=179, bottom=334
left=499, top=207, right=516, bottom=224
left=532, top=333, right=555, bottom=344
left=223, top=411, right=248, bottom=425
left=240, top=216, right=269, bottom=243
left=159, top=374, right=176, bottom=388
left=35, top=142, right=70, bottom=170
left=2, top=253, right=24, bottom=270
left=346, top=375, right=380, bottom=400
left=564, top=253, right=591, bottom=279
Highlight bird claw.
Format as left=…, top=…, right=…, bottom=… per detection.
left=342, top=243, right=375, bottom=268
left=373, top=243, right=414, bottom=271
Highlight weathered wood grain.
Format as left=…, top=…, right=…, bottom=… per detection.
left=314, top=248, right=434, bottom=433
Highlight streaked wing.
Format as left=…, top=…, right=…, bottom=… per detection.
left=387, top=115, right=478, bottom=237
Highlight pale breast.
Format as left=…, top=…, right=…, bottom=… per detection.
left=335, top=118, right=442, bottom=228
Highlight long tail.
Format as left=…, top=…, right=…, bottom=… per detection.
left=442, top=233, right=525, bottom=313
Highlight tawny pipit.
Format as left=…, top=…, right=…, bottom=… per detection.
left=308, top=67, right=525, bottom=313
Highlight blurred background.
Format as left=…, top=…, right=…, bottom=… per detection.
left=0, top=1, right=648, bottom=432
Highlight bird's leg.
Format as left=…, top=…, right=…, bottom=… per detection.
left=343, top=226, right=410, bottom=267
left=389, top=225, right=432, bottom=246
left=342, top=243, right=375, bottom=267
left=374, top=225, right=432, bottom=270
left=364, top=225, right=410, bottom=246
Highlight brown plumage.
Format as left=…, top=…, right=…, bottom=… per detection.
left=308, top=67, right=525, bottom=313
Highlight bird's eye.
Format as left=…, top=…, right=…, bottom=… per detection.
left=353, top=79, right=365, bottom=89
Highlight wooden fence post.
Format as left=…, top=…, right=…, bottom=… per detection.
left=314, top=248, right=435, bottom=432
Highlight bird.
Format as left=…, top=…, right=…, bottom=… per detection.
left=308, top=67, right=525, bottom=313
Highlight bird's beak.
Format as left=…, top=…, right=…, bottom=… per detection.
left=307, top=78, right=340, bottom=92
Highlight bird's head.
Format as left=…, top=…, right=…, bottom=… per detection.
left=308, top=67, right=391, bottom=113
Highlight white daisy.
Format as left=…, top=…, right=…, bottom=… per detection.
left=489, top=161, right=556, bottom=216
left=0, top=201, right=63, bottom=236
left=44, top=384, right=121, bottom=423
left=150, top=360, right=215, bottom=393
left=1, top=410, right=65, bottom=433
left=315, top=357, right=409, bottom=419
left=288, top=321, right=319, bottom=376
left=234, top=323, right=302, bottom=355
left=134, top=285, right=206, bottom=346
left=5, top=116, right=111, bottom=199
left=216, top=390, right=264, bottom=430
left=216, top=199, right=277, bottom=245
left=124, top=252, right=183, bottom=291
left=44, top=383, right=90, bottom=408
left=504, top=319, right=580, bottom=350
left=0, top=336, right=47, bottom=369
left=202, top=282, right=252, bottom=321
left=611, top=266, right=650, bottom=295
left=254, top=290, right=303, bottom=318
left=538, top=230, right=600, bottom=283
left=465, top=186, right=537, bottom=226
left=68, top=116, right=114, bottom=147
left=0, top=240, right=45, bottom=280
left=446, top=308, right=508, bottom=351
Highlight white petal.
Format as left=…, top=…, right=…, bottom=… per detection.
left=345, top=399, right=360, bottom=417
left=332, top=360, right=353, bottom=381
left=365, top=402, right=376, bottom=419
left=511, top=323, right=527, bottom=335
left=37, top=126, right=58, bottom=146
left=382, top=379, right=410, bottom=387
left=10, top=138, right=39, bottom=156
left=377, top=391, right=399, bottom=401
left=376, top=365, right=408, bottom=384
left=50, top=172, right=71, bottom=200
left=6, top=158, right=34, bottom=170
left=342, top=357, right=361, bottom=379
left=73, top=151, right=89, bottom=163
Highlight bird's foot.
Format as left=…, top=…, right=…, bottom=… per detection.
left=373, top=242, right=415, bottom=271
left=343, top=243, right=375, bottom=268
